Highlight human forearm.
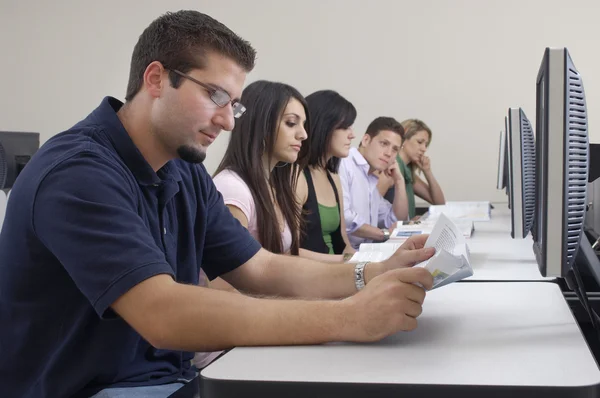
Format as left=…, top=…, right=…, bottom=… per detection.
left=154, top=263, right=428, bottom=350
left=209, top=277, right=239, bottom=293
left=299, top=248, right=344, bottom=263
left=392, top=179, right=409, bottom=220
left=423, top=170, right=445, bottom=204
left=338, top=196, right=357, bottom=254
left=227, top=251, right=384, bottom=300
left=351, top=223, right=385, bottom=241
left=112, top=238, right=438, bottom=354
left=377, top=175, right=394, bottom=196
left=113, top=275, right=351, bottom=352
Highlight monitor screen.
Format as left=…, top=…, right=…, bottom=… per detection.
left=503, top=116, right=511, bottom=201
left=533, top=48, right=589, bottom=278
left=496, top=129, right=507, bottom=190
left=507, top=107, right=535, bottom=239
left=0, top=132, right=39, bottom=190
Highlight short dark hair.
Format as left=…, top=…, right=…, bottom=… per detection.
left=214, top=80, right=309, bottom=255
left=302, top=90, right=356, bottom=173
left=125, top=10, right=256, bottom=101
left=364, top=116, right=404, bottom=139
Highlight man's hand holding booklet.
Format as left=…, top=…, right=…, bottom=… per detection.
left=350, top=213, right=474, bottom=289
left=414, top=213, right=473, bottom=289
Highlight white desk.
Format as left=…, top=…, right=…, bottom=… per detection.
left=200, top=282, right=600, bottom=398
left=466, top=205, right=554, bottom=281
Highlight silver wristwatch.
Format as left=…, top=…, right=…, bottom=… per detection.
left=354, top=261, right=368, bottom=291
left=381, top=229, right=390, bottom=241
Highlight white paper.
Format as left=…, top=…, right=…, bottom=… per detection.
left=389, top=220, right=474, bottom=242
left=347, top=242, right=402, bottom=263
left=415, top=213, right=473, bottom=289
left=425, top=201, right=491, bottom=222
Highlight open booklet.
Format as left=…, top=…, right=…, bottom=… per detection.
left=423, top=201, right=491, bottom=222
left=347, top=214, right=473, bottom=288
left=346, top=242, right=402, bottom=263
left=389, top=219, right=474, bottom=241
left=415, top=213, right=473, bottom=289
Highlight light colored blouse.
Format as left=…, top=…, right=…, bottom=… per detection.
left=213, top=169, right=292, bottom=253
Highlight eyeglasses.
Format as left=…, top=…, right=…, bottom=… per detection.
left=169, top=69, right=246, bottom=118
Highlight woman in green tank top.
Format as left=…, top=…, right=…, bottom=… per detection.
left=318, top=203, right=341, bottom=254
left=296, top=90, right=357, bottom=258
left=378, top=119, right=445, bottom=219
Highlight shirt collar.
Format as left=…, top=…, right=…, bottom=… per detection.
left=349, top=147, right=370, bottom=172
left=90, top=96, right=182, bottom=186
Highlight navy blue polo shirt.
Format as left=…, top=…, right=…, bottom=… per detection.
left=0, top=97, right=261, bottom=398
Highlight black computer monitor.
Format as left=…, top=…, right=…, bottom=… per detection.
left=496, top=128, right=508, bottom=191
left=507, top=107, right=535, bottom=239
left=503, top=117, right=512, bottom=204
left=533, top=48, right=591, bottom=278
left=0, top=131, right=40, bottom=190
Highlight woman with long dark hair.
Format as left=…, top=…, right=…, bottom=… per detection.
left=296, top=90, right=356, bottom=257
left=213, top=80, right=309, bottom=255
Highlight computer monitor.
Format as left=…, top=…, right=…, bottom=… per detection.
left=507, top=107, right=535, bottom=239
left=532, top=48, right=590, bottom=278
left=0, top=132, right=40, bottom=191
left=496, top=128, right=508, bottom=190
left=503, top=117, right=512, bottom=205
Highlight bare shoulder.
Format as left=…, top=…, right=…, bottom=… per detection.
left=296, top=169, right=309, bottom=204
left=331, top=172, right=343, bottom=190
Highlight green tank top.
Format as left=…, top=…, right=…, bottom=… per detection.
left=318, top=203, right=340, bottom=254
left=397, top=156, right=416, bottom=219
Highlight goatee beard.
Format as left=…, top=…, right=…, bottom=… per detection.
left=177, top=145, right=206, bottom=163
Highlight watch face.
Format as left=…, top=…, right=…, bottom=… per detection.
left=382, top=230, right=390, bottom=241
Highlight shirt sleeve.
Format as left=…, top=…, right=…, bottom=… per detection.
left=213, top=170, right=256, bottom=228
left=32, top=152, right=174, bottom=319
left=339, top=159, right=367, bottom=233
left=200, top=170, right=262, bottom=280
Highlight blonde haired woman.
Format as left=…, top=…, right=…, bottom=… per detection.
left=378, top=119, right=445, bottom=219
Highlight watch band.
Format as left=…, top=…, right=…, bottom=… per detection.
left=381, top=229, right=390, bottom=242
left=354, top=261, right=368, bottom=291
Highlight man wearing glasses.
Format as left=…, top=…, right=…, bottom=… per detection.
left=0, top=10, right=434, bottom=398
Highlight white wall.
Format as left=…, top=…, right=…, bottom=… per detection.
left=1, top=0, right=599, bottom=203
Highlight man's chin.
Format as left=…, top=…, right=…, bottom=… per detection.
left=177, top=145, right=206, bottom=164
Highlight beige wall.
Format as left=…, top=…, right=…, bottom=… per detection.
left=1, top=0, right=599, bottom=203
